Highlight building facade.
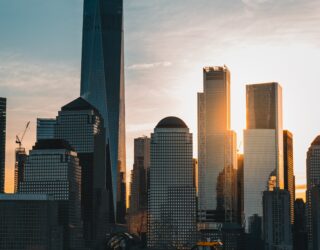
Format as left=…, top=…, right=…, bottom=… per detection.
left=55, top=97, right=110, bottom=248
left=0, top=194, right=63, bottom=250
left=128, top=136, right=150, bottom=237
left=0, top=97, right=6, bottom=193
left=283, top=130, right=295, bottom=224
left=19, top=139, right=85, bottom=250
left=294, top=199, right=308, bottom=250
left=306, top=136, right=320, bottom=250
left=198, top=66, right=237, bottom=225
left=148, top=117, right=197, bottom=249
left=14, top=147, right=27, bottom=193
left=263, top=188, right=292, bottom=250
left=80, top=0, right=126, bottom=223
left=237, top=154, right=244, bottom=225
left=244, top=82, right=284, bottom=232
left=37, top=118, right=56, bottom=140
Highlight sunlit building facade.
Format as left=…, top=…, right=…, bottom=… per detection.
left=80, top=0, right=126, bottom=223
left=148, top=117, right=197, bottom=249
left=37, top=118, right=56, bottom=140
left=0, top=97, right=6, bottom=193
left=306, top=135, right=320, bottom=250
left=244, top=82, right=284, bottom=232
left=55, top=97, right=110, bottom=248
left=198, top=66, right=237, bottom=226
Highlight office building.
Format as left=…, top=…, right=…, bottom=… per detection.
left=244, top=82, right=284, bottom=231
left=0, top=97, right=6, bottom=193
left=37, top=118, right=56, bottom=140
left=283, top=130, right=295, bottom=225
left=237, top=154, right=244, bottom=225
left=306, top=135, right=320, bottom=250
left=55, top=97, right=109, bottom=248
left=128, top=136, right=150, bottom=237
left=263, top=188, right=292, bottom=250
left=0, top=194, right=63, bottom=250
left=198, top=66, right=237, bottom=225
left=294, top=199, right=308, bottom=250
left=148, top=117, right=197, bottom=249
left=19, top=139, right=85, bottom=249
left=14, top=147, right=27, bottom=193
left=80, top=0, right=126, bottom=223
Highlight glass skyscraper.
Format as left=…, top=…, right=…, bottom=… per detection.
left=244, top=82, right=284, bottom=232
left=37, top=118, right=56, bottom=140
left=80, top=0, right=126, bottom=223
left=0, top=97, right=6, bottom=193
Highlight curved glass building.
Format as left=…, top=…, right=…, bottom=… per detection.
left=80, top=0, right=126, bottom=223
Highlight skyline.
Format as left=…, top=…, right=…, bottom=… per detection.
left=2, top=1, right=320, bottom=199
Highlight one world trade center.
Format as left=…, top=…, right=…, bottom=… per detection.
left=80, top=0, right=126, bottom=224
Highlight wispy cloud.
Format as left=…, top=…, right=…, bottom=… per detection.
left=127, top=61, right=172, bottom=70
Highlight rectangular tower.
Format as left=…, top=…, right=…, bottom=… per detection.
left=244, top=83, right=283, bottom=232
left=0, top=97, right=6, bottom=193
left=198, top=66, right=237, bottom=224
left=37, top=118, right=56, bottom=141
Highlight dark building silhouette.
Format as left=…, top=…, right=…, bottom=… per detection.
left=221, top=223, right=245, bottom=250
left=19, top=139, right=85, bottom=249
left=14, top=147, right=27, bottom=193
left=80, top=0, right=126, bottom=224
left=283, top=130, right=295, bottom=224
left=306, top=135, right=320, bottom=250
left=0, top=194, right=63, bottom=250
left=246, top=214, right=263, bottom=250
left=237, top=154, right=244, bottom=225
left=294, top=199, right=308, bottom=250
left=263, top=188, right=292, bottom=250
left=311, top=185, right=320, bottom=250
left=0, top=97, right=6, bottom=193
left=55, top=97, right=110, bottom=248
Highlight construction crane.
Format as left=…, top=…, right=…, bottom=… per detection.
left=16, top=121, right=30, bottom=148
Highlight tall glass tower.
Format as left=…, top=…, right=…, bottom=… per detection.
left=80, top=0, right=126, bottom=223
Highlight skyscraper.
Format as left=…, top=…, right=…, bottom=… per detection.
left=294, top=199, right=308, bottom=250
left=244, top=82, right=284, bottom=231
left=19, top=139, right=85, bottom=250
left=283, top=130, right=295, bottom=224
left=237, top=154, right=244, bottom=225
left=263, top=188, right=292, bottom=250
left=128, top=136, right=150, bottom=237
left=306, top=135, right=320, bottom=250
left=55, top=97, right=110, bottom=247
left=198, top=66, right=237, bottom=226
left=311, top=185, right=320, bottom=250
left=80, top=0, right=126, bottom=223
left=0, top=194, right=63, bottom=250
left=14, top=147, right=27, bottom=193
left=0, top=97, right=6, bottom=193
left=148, top=117, right=197, bottom=249
left=37, top=118, right=56, bottom=140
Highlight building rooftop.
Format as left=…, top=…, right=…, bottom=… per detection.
left=311, top=136, right=320, bottom=146
left=33, top=139, right=74, bottom=151
left=61, top=97, right=98, bottom=113
left=156, top=116, right=188, bottom=129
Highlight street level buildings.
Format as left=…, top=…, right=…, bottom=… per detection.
left=244, top=82, right=284, bottom=232
left=148, top=117, right=197, bottom=250
left=0, top=194, right=63, bottom=250
left=0, top=97, right=6, bottom=193
left=80, top=0, right=126, bottom=223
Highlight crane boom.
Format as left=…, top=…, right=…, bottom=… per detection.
left=16, top=121, right=30, bottom=148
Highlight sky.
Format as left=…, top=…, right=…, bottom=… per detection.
left=1, top=0, right=320, bottom=200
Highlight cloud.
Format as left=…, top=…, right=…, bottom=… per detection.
left=127, top=61, right=172, bottom=70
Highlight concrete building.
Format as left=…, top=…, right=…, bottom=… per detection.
left=244, top=82, right=284, bottom=232
left=198, top=66, right=237, bottom=226
left=263, top=188, right=292, bottom=250
left=37, top=118, right=56, bottom=140
left=0, top=194, right=63, bottom=250
left=148, top=117, right=197, bottom=249
left=0, top=97, right=6, bottom=193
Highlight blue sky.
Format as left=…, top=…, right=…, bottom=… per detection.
left=1, top=0, right=320, bottom=197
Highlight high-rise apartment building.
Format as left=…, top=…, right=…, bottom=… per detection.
left=0, top=97, right=6, bottom=193
left=244, top=82, right=284, bottom=231
left=80, top=0, right=126, bottom=223
left=55, top=97, right=109, bottom=247
left=198, top=66, right=237, bottom=225
left=14, top=147, right=27, bottom=193
left=263, top=188, right=292, bottom=250
left=37, top=118, right=56, bottom=140
left=148, top=117, right=197, bottom=249
left=283, top=130, right=295, bottom=224
left=128, top=136, right=150, bottom=236
left=0, top=194, right=63, bottom=250
left=19, top=139, right=85, bottom=250
left=306, top=135, right=320, bottom=250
